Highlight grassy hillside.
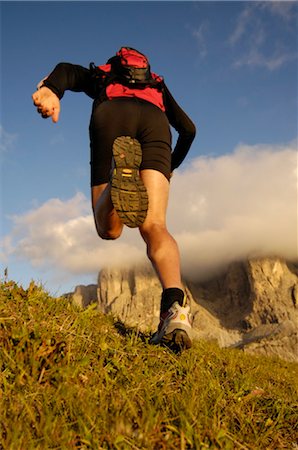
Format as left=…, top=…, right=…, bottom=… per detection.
left=0, top=280, right=297, bottom=450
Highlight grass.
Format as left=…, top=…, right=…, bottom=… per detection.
left=0, top=280, right=297, bottom=450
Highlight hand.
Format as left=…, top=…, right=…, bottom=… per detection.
left=32, top=86, right=60, bottom=123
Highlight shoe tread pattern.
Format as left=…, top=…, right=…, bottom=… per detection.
left=111, top=136, right=148, bottom=228
left=163, top=329, right=192, bottom=352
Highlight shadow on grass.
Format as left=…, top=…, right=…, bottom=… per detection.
left=113, top=320, right=189, bottom=355
left=113, top=319, right=149, bottom=343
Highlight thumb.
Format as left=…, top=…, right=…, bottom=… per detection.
left=51, top=105, right=60, bottom=123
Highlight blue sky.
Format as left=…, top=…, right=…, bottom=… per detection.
left=1, top=1, right=297, bottom=294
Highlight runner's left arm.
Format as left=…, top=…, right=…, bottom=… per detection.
left=163, top=84, right=196, bottom=171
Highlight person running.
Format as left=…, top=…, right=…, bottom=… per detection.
left=32, top=47, right=196, bottom=351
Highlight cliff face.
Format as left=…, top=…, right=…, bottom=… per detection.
left=188, top=258, right=298, bottom=361
left=71, top=258, right=298, bottom=362
left=97, top=265, right=161, bottom=331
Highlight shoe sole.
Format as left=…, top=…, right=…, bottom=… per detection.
left=150, top=327, right=192, bottom=352
left=111, top=136, right=148, bottom=228
left=163, top=329, right=192, bottom=351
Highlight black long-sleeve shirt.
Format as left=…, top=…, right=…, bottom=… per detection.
left=43, top=62, right=196, bottom=171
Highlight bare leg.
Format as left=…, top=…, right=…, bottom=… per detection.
left=139, top=169, right=183, bottom=289
left=91, top=184, right=124, bottom=240
left=92, top=170, right=183, bottom=290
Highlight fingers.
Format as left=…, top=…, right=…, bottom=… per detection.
left=32, top=88, right=49, bottom=107
left=32, top=90, right=41, bottom=106
left=36, top=105, right=50, bottom=119
left=32, top=88, right=60, bottom=123
left=36, top=105, right=60, bottom=122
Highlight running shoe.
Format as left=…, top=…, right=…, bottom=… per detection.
left=150, top=301, right=193, bottom=351
left=111, top=136, right=148, bottom=228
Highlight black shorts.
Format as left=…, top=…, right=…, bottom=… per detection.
left=89, top=97, right=172, bottom=186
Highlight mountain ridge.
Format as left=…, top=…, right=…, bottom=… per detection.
left=70, top=257, right=298, bottom=362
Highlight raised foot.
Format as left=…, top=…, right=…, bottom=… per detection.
left=111, top=136, right=148, bottom=228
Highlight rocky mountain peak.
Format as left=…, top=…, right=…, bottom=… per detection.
left=71, top=257, right=298, bottom=362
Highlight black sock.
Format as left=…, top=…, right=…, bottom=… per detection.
left=160, top=287, right=185, bottom=314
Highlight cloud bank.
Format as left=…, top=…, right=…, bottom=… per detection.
left=1, top=193, right=145, bottom=283
left=168, top=140, right=297, bottom=279
left=1, top=141, right=297, bottom=287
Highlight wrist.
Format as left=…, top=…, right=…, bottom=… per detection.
left=42, top=82, right=63, bottom=100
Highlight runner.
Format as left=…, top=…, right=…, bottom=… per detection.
left=32, top=47, right=196, bottom=350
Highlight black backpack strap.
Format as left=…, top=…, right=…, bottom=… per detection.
left=89, top=62, right=116, bottom=102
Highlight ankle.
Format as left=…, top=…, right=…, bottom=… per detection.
left=160, top=287, right=185, bottom=314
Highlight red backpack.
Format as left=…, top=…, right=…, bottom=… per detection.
left=91, top=47, right=165, bottom=111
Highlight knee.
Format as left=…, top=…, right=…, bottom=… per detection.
left=140, top=221, right=178, bottom=253
left=139, top=222, right=167, bottom=241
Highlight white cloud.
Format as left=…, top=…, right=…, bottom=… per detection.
left=1, top=141, right=297, bottom=287
left=233, top=47, right=297, bottom=71
left=261, top=2, right=298, bottom=23
left=1, top=192, right=145, bottom=283
left=0, top=125, right=17, bottom=153
left=192, top=21, right=209, bottom=58
left=228, top=3, right=298, bottom=71
left=228, top=5, right=254, bottom=47
left=168, top=140, right=297, bottom=280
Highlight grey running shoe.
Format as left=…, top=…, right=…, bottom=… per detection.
left=150, top=302, right=193, bottom=351
left=111, top=136, right=148, bottom=228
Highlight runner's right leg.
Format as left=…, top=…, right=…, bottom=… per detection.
left=92, top=183, right=124, bottom=240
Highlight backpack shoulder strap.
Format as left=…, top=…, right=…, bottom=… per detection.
left=89, top=62, right=115, bottom=102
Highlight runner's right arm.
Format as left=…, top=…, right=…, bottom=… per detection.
left=32, top=63, right=99, bottom=122
left=40, top=62, right=98, bottom=99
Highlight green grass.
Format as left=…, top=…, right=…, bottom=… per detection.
left=0, top=280, right=297, bottom=450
